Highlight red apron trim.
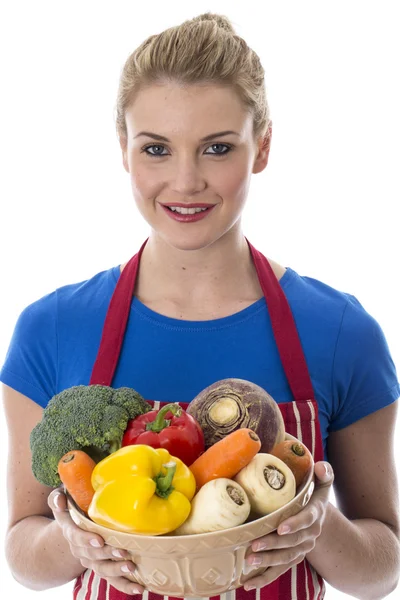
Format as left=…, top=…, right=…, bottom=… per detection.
left=246, top=240, right=314, bottom=402
left=90, top=239, right=148, bottom=387
left=90, top=238, right=314, bottom=404
left=86, top=239, right=326, bottom=600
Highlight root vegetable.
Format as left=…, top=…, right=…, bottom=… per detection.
left=174, top=478, right=250, bottom=535
left=189, top=428, right=261, bottom=489
left=187, top=378, right=285, bottom=453
left=58, top=450, right=96, bottom=514
left=270, top=440, right=313, bottom=488
left=234, top=454, right=296, bottom=515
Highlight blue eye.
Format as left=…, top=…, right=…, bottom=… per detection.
left=142, top=142, right=232, bottom=158
left=143, top=145, right=168, bottom=156
left=205, top=144, right=231, bottom=155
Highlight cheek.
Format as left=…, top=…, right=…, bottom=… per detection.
left=216, top=162, right=252, bottom=200
left=130, top=163, right=161, bottom=200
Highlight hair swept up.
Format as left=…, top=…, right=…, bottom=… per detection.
left=115, top=12, right=270, bottom=140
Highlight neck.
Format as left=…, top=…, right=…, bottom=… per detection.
left=134, top=227, right=263, bottom=306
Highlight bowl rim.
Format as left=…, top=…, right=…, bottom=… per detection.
left=67, top=433, right=314, bottom=542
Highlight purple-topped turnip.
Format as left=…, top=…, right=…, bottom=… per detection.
left=187, top=378, right=285, bottom=453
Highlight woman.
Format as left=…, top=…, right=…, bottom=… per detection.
left=1, top=12, right=399, bottom=600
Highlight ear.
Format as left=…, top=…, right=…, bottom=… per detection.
left=119, top=135, right=130, bottom=173
left=253, top=123, right=272, bottom=174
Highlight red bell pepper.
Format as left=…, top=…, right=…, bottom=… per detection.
left=121, top=403, right=204, bottom=466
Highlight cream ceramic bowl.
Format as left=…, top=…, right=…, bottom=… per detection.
left=68, top=434, right=315, bottom=597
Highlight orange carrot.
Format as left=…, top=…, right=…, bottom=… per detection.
left=58, top=450, right=96, bottom=514
left=189, top=428, right=261, bottom=489
left=270, top=440, right=313, bottom=487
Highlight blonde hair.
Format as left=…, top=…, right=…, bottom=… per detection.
left=115, top=12, right=270, bottom=141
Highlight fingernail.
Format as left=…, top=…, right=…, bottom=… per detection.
left=245, top=585, right=255, bottom=591
left=131, top=587, right=142, bottom=595
left=279, top=525, right=291, bottom=535
left=53, top=493, right=62, bottom=509
left=112, top=549, right=124, bottom=558
left=254, top=543, right=267, bottom=551
left=121, top=564, right=133, bottom=573
left=324, top=463, right=332, bottom=478
left=249, top=556, right=262, bottom=566
left=90, top=539, right=101, bottom=547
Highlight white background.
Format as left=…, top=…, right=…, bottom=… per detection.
left=1, top=1, right=399, bottom=598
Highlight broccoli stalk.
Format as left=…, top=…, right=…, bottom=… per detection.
left=30, top=385, right=152, bottom=487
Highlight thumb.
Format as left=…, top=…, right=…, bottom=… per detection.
left=48, top=486, right=68, bottom=512
left=314, top=461, right=334, bottom=488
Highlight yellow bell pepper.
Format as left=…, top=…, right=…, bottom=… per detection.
left=88, top=444, right=196, bottom=535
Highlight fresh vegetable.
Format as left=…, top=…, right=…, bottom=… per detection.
left=270, top=440, right=313, bottom=488
left=58, top=450, right=96, bottom=514
left=234, top=453, right=296, bottom=515
left=121, top=402, right=204, bottom=466
left=189, top=428, right=261, bottom=489
left=187, top=378, right=285, bottom=453
left=88, top=445, right=196, bottom=535
left=30, top=384, right=151, bottom=487
left=175, top=478, right=250, bottom=535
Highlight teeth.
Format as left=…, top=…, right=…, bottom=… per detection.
left=169, top=206, right=209, bottom=214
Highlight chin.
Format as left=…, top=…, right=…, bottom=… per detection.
left=155, top=228, right=227, bottom=253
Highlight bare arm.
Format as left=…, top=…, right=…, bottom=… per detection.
left=3, top=383, right=143, bottom=594
left=307, top=401, right=400, bottom=599
left=244, top=402, right=399, bottom=599
left=2, top=384, right=85, bottom=590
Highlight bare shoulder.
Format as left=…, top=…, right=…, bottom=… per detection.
left=267, top=258, right=287, bottom=282
left=2, top=384, right=53, bottom=531
left=328, top=401, right=399, bottom=534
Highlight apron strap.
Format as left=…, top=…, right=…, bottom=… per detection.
left=246, top=240, right=315, bottom=402
left=90, top=239, right=149, bottom=386
left=91, top=238, right=314, bottom=402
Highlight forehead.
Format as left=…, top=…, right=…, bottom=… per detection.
left=125, top=83, right=252, bottom=137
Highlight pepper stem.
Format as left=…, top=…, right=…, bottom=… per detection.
left=146, top=403, right=182, bottom=433
left=155, top=461, right=177, bottom=498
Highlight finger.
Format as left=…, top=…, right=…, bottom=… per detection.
left=251, top=501, right=318, bottom=546
left=246, top=538, right=315, bottom=570
left=48, top=489, right=105, bottom=551
left=79, top=557, right=137, bottom=580
left=48, top=487, right=68, bottom=512
left=251, top=529, right=306, bottom=552
left=273, top=463, right=333, bottom=537
left=107, top=576, right=144, bottom=595
left=78, top=544, right=131, bottom=562
left=244, top=557, right=302, bottom=590
left=314, top=461, right=334, bottom=488
left=277, top=500, right=320, bottom=536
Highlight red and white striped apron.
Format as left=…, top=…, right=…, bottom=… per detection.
left=74, top=239, right=325, bottom=600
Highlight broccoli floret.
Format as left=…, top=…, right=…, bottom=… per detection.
left=30, top=385, right=151, bottom=487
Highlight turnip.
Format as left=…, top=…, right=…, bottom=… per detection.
left=234, top=454, right=296, bottom=515
left=174, top=478, right=251, bottom=535
left=187, top=378, right=285, bottom=453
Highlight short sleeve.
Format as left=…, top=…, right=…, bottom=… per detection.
left=0, top=292, right=58, bottom=407
left=329, top=295, right=400, bottom=431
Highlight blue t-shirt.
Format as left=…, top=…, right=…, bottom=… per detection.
left=1, top=265, right=399, bottom=461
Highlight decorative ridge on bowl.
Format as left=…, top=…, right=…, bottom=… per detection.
left=67, top=433, right=315, bottom=597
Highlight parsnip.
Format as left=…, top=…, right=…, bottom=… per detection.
left=174, top=478, right=250, bottom=535
left=234, top=453, right=296, bottom=515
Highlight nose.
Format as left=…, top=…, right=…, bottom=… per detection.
left=170, top=155, right=206, bottom=196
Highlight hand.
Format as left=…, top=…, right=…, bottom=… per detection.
left=48, top=488, right=144, bottom=595
left=243, top=461, right=334, bottom=591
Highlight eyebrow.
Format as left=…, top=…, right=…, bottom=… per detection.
left=133, top=130, right=240, bottom=142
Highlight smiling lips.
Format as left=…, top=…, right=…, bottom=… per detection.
left=161, top=202, right=216, bottom=222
